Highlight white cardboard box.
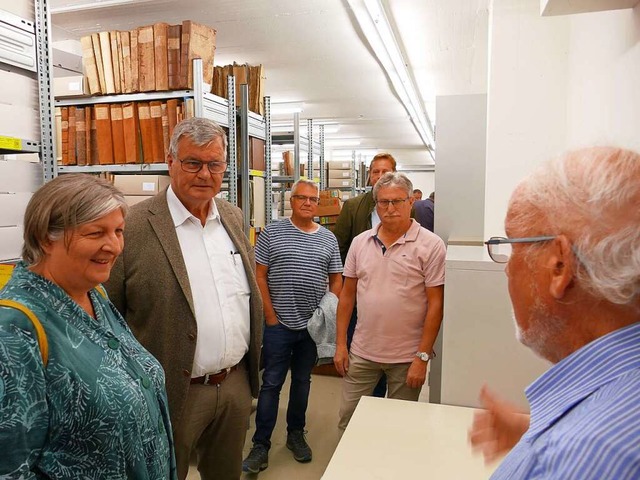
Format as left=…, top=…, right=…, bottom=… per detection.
left=327, top=160, right=352, bottom=170
left=0, top=225, right=23, bottom=261
left=0, top=192, right=31, bottom=226
left=53, top=75, right=87, bottom=97
left=0, top=159, right=42, bottom=192
left=124, top=195, right=154, bottom=207
left=328, top=169, right=352, bottom=179
left=114, top=175, right=171, bottom=195
left=328, top=178, right=353, bottom=188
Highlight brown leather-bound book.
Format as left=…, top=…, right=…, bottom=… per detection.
left=211, top=65, right=221, bottom=96
left=130, top=28, right=139, bottom=92
left=137, top=25, right=155, bottom=92
left=137, top=102, right=154, bottom=164
left=180, top=21, right=216, bottom=89
left=60, top=107, right=69, bottom=165
left=161, top=102, right=169, bottom=158
left=149, top=100, right=165, bottom=163
left=232, top=63, right=248, bottom=107
left=89, top=110, right=99, bottom=165
left=85, top=107, right=93, bottom=165
left=122, top=103, right=140, bottom=164
left=75, top=107, right=87, bottom=166
left=116, top=31, right=126, bottom=93
left=153, top=23, right=169, bottom=91
left=110, top=32, right=122, bottom=94
left=167, top=24, right=181, bottom=90
left=184, top=98, right=195, bottom=119
left=80, top=36, right=101, bottom=94
left=94, top=104, right=114, bottom=165
left=120, top=31, right=133, bottom=93
left=55, top=107, right=62, bottom=164
left=91, top=33, right=106, bottom=94
left=110, top=104, right=126, bottom=164
left=99, top=31, right=116, bottom=94
left=249, top=64, right=265, bottom=115
left=68, top=106, right=77, bottom=166
left=166, top=98, right=179, bottom=140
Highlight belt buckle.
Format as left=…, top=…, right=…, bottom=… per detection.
left=204, top=367, right=230, bottom=386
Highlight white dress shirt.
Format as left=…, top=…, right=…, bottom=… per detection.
left=166, top=186, right=251, bottom=376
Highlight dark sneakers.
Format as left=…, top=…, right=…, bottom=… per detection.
left=242, top=444, right=269, bottom=473
left=286, top=430, right=312, bottom=463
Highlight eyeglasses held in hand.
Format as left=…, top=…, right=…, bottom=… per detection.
left=485, top=236, right=556, bottom=263
left=291, top=195, right=320, bottom=204
left=179, top=158, right=228, bottom=174
left=376, top=198, right=409, bottom=209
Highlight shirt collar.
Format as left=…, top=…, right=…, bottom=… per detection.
left=525, top=321, right=640, bottom=440
left=367, top=218, right=421, bottom=244
left=166, top=185, right=219, bottom=227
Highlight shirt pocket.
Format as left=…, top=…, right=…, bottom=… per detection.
left=231, top=253, right=252, bottom=295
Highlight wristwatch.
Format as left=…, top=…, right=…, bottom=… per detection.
left=415, top=351, right=435, bottom=362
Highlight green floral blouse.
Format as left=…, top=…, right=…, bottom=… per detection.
left=0, top=262, right=177, bottom=479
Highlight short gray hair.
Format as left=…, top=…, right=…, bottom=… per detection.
left=372, top=172, right=413, bottom=201
left=509, top=146, right=640, bottom=306
left=169, top=117, right=228, bottom=160
left=291, top=178, right=319, bottom=196
left=22, top=174, right=128, bottom=266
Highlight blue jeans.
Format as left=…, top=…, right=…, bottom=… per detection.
left=252, top=322, right=318, bottom=449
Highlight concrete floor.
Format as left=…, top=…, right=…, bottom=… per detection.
left=187, top=373, right=343, bottom=480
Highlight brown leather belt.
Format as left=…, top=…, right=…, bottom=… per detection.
left=190, top=365, right=238, bottom=386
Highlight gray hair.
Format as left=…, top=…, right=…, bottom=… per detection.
left=372, top=172, right=413, bottom=201
left=22, top=174, right=128, bottom=266
left=291, top=178, right=319, bottom=196
left=509, top=146, right=640, bottom=306
left=168, top=117, right=228, bottom=160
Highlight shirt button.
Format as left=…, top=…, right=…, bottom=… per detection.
left=141, top=377, right=151, bottom=389
left=108, top=338, right=120, bottom=349
left=182, top=369, right=191, bottom=377
left=188, top=333, right=196, bottom=341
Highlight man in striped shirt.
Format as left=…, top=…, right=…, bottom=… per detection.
left=470, top=147, right=640, bottom=479
left=242, top=179, right=343, bottom=474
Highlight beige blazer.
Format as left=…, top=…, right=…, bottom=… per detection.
left=105, top=190, right=263, bottom=427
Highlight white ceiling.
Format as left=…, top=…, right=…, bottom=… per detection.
left=50, top=0, right=489, bottom=165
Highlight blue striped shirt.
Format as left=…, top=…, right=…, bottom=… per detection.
left=491, top=321, right=640, bottom=480
left=255, top=219, right=343, bottom=330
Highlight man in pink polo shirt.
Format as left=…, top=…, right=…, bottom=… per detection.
left=334, top=172, right=446, bottom=430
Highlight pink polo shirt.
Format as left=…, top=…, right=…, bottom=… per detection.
left=344, top=220, right=445, bottom=363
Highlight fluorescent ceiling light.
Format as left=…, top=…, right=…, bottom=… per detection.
left=347, top=0, right=435, bottom=156
left=271, top=102, right=304, bottom=115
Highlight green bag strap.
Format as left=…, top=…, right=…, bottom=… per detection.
left=0, top=299, right=49, bottom=366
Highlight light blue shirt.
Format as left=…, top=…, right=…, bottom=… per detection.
left=492, top=321, right=640, bottom=480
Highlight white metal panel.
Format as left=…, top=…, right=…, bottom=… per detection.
left=0, top=192, right=31, bottom=226
left=0, top=1, right=35, bottom=23
left=0, top=225, right=23, bottom=261
left=0, top=158, right=42, bottom=192
left=0, top=13, right=36, bottom=72
left=0, top=103, right=40, bottom=140
left=542, top=0, right=639, bottom=16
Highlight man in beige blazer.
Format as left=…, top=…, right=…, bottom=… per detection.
left=106, top=117, right=263, bottom=480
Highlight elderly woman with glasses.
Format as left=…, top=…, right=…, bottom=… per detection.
left=0, top=174, right=176, bottom=479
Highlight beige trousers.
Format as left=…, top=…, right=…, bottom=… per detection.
left=338, top=353, right=421, bottom=431
left=173, top=364, right=252, bottom=480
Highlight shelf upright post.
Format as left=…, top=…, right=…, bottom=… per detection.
left=351, top=150, right=357, bottom=197
left=239, top=84, right=251, bottom=234
left=319, top=124, right=325, bottom=190
left=227, top=75, right=237, bottom=206
left=264, top=96, right=273, bottom=224
left=293, top=111, right=300, bottom=182
left=35, top=0, right=55, bottom=180
left=192, top=58, right=204, bottom=118
left=306, top=119, right=313, bottom=181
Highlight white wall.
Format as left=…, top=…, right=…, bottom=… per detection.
left=484, top=0, right=569, bottom=237
left=565, top=7, right=640, bottom=151
left=484, top=0, right=640, bottom=237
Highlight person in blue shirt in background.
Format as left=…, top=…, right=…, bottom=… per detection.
left=470, top=146, right=640, bottom=479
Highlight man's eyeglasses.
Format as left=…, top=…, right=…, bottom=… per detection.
left=179, top=158, right=227, bottom=174
left=485, top=236, right=556, bottom=263
left=376, top=198, right=409, bottom=209
left=291, top=195, right=320, bottom=205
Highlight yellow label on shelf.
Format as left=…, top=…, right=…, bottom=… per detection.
left=0, top=264, right=16, bottom=289
left=249, top=170, right=265, bottom=177
left=0, top=136, right=22, bottom=151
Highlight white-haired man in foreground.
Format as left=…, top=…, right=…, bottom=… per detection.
left=470, top=146, right=640, bottom=479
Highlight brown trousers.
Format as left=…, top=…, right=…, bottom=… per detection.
left=174, top=364, right=252, bottom=480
